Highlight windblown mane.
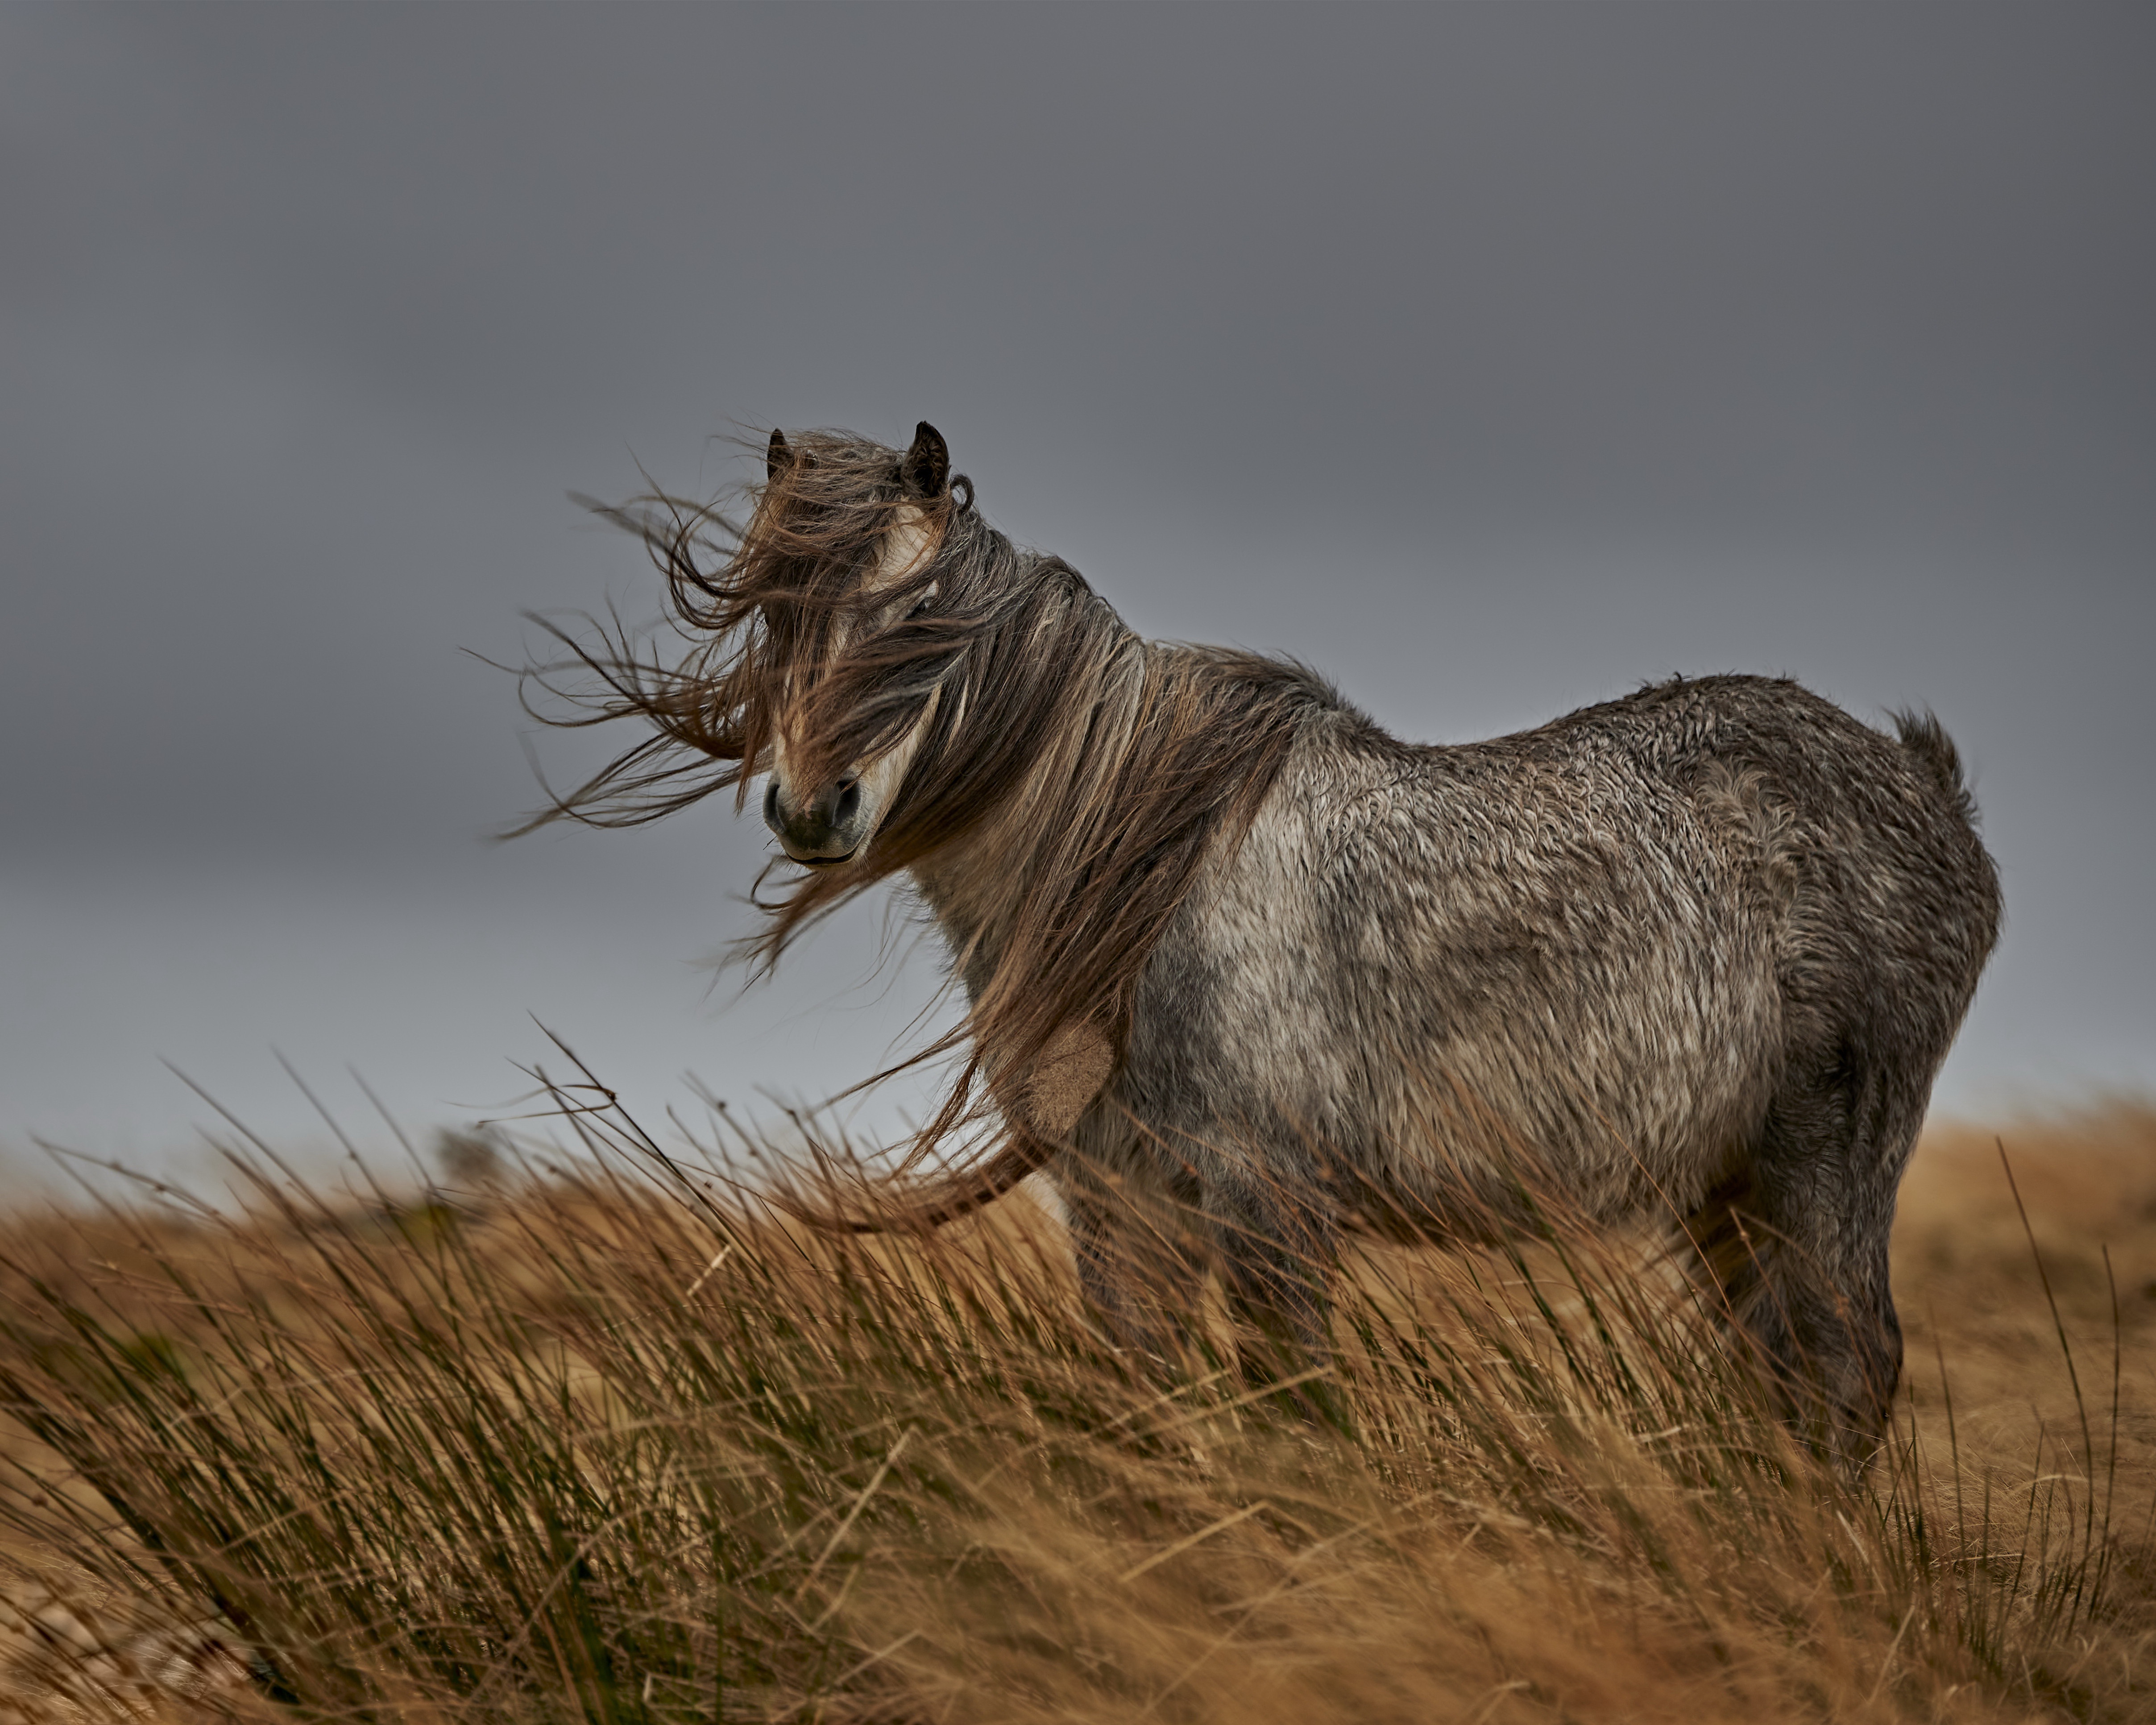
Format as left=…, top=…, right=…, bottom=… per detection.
left=520, top=431, right=1324, bottom=1182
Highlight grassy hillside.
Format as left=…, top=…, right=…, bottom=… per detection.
left=0, top=1100, right=2149, bottom=1723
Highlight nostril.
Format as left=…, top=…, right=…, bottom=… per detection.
left=833, top=780, right=862, bottom=826
left=763, top=779, right=782, bottom=831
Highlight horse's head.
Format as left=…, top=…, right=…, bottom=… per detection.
left=523, top=419, right=1305, bottom=1173
left=752, top=422, right=965, bottom=868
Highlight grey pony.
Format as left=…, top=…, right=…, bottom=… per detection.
left=880, top=444, right=2000, bottom=1453
left=551, top=420, right=2003, bottom=1456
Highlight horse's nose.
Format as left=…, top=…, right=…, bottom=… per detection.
left=764, top=773, right=867, bottom=862
left=820, top=776, right=863, bottom=831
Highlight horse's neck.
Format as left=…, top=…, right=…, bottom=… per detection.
left=908, top=807, right=1032, bottom=1005
left=907, top=606, right=1155, bottom=1005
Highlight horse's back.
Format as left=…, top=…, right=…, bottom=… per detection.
left=1131, top=671, right=1996, bottom=1223
left=1527, top=674, right=1999, bottom=1066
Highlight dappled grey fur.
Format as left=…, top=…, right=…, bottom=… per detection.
left=1029, top=668, right=1998, bottom=1454
left=535, top=425, right=2001, bottom=1459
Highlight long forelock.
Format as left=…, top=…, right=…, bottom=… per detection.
left=761, top=493, right=996, bottom=802
left=746, top=506, right=1089, bottom=914
left=717, top=439, right=950, bottom=796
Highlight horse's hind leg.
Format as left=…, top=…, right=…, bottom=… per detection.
left=1690, top=1039, right=1927, bottom=1464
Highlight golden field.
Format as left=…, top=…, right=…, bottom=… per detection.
left=0, top=1099, right=2149, bottom=1723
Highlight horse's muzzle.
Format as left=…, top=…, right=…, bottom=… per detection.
left=764, top=774, right=867, bottom=865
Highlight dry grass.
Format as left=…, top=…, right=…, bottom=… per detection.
left=0, top=1098, right=2149, bottom=1723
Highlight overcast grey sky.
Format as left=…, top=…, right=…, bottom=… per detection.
left=1, top=4, right=2150, bottom=1188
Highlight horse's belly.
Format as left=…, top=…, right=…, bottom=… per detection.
left=1157, top=775, right=1786, bottom=1224
left=1343, top=912, right=1784, bottom=1222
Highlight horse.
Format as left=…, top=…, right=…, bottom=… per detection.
left=524, top=420, right=2001, bottom=1456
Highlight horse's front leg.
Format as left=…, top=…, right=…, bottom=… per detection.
left=1205, top=1159, right=1346, bottom=1426
left=1049, top=1157, right=1207, bottom=1373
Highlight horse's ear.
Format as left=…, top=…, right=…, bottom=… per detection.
left=900, top=421, right=950, bottom=499
left=766, top=429, right=792, bottom=482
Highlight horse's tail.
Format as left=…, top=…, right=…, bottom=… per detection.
left=1889, top=707, right=1980, bottom=827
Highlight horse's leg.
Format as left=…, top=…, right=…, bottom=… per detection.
left=1206, top=1162, right=1344, bottom=1422
left=1690, top=1037, right=1924, bottom=1466
left=1052, top=1158, right=1207, bottom=1370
